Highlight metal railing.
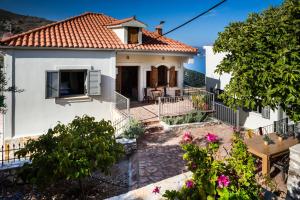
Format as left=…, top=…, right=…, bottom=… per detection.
left=112, top=113, right=131, bottom=137
left=183, top=85, right=206, bottom=96
left=112, top=91, right=131, bottom=137
left=114, top=91, right=130, bottom=116
left=253, top=118, right=299, bottom=136
left=1, top=143, right=29, bottom=170
left=213, top=102, right=239, bottom=128
left=158, top=90, right=215, bottom=118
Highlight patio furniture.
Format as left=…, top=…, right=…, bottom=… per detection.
left=273, top=153, right=289, bottom=182
left=151, top=89, right=162, bottom=102
left=163, top=87, right=171, bottom=97
left=175, top=89, right=181, bottom=97
left=143, top=88, right=152, bottom=103
left=244, top=133, right=299, bottom=175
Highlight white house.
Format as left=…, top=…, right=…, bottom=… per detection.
left=203, top=46, right=286, bottom=129
left=0, top=12, right=197, bottom=142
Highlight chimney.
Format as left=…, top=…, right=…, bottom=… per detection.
left=155, top=21, right=165, bottom=36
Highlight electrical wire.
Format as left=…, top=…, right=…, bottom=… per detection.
left=133, top=0, right=227, bottom=49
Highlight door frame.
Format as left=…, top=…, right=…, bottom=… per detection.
left=116, top=66, right=140, bottom=100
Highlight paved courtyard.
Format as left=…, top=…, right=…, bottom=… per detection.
left=134, top=123, right=234, bottom=188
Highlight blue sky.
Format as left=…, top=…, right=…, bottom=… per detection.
left=0, top=0, right=284, bottom=73
left=1, top=0, right=283, bottom=47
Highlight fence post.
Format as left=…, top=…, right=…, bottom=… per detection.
left=273, top=121, right=277, bottom=133
left=127, top=98, right=130, bottom=115
left=212, top=93, right=215, bottom=111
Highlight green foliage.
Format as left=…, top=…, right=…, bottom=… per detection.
left=213, top=0, right=300, bottom=122
left=0, top=55, right=23, bottom=113
left=162, top=111, right=205, bottom=125
left=15, top=115, right=124, bottom=188
left=163, top=132, right=262, bottom=200
left=122, top=118, right=145, bottom=139
left=191, top=94, right=208, bottom=110
left=263, top=134, right=272, bottom=143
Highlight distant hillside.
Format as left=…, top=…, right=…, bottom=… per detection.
left=184, top=67, right=205, bottom=87
left=0, top=9, right=53, bottom=38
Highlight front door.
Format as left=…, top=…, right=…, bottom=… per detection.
left=116, top=66, right=139, bottom=100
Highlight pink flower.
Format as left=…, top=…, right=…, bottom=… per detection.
left=217, top=175, right=230, bottom=188
left=152, top=186, right=160, bottom=194
left=183, top=131, right=193, bottom=142
left=186, top=180, right=194, bottom=189
left=191, top=162, right=197, bottom=170
left=206, top=133, right=218, bottom=143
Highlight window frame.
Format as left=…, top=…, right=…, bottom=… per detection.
left=46, top=69, right=89, bottom=99
left=45, top=70, right=59, bottom=99
left=127, top=27, right=139, bottom=44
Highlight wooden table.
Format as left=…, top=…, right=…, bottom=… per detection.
left=244, top=133, right=299, bottom=175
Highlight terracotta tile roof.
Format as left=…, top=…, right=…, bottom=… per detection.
left=106, top=16, right=136, bottom=26
left=0, top=12, right=197, bottom=54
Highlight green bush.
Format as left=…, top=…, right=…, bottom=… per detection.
left=122, top=118, right=145, bottom=139
left=162, top=111, right=205, bottom=125
left=163, top=132, right=262, bottom=199
left=15, top=115, right=124, bottom=191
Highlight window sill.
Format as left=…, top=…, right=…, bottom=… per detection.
left=55, top=95, right=92, bottom=103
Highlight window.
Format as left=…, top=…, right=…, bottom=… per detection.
left=128, top=27, right=139, bottom=44
left=60, top=70, right=86, bottom=97
left=46, top=71, right=59, bottom=98
left=46, top=69, right=101, bottom=98
left=157, top=65, right=168, bottom=86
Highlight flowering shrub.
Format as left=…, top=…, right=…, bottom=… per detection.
left=163, top=131, right=262, bottom=199
left=183, top=131, right=193, bottom=143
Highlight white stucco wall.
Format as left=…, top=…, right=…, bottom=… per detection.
left=203, top=46, right=230, bottom=91
left=239, top=108, right=282, bottom=129
left=112, top=28, right=127, bottom=44
left=3, top=49, right=116, bottom=139
left=116, top=53, right=186, bottom=101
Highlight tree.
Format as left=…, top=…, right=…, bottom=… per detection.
left=16, top=115, right=124, bottom=195
left=0, top=54, right=22, bottom=113
left=213, top=0, right=300, bottom=122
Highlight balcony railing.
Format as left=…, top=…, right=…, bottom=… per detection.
left=158, top=90, right=215, bottom=118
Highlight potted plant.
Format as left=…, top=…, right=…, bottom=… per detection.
left=276, top=132, right=285, bottom=142
left=263, top=134, right=272, bottom=145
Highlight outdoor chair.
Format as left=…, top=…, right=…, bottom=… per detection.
left=175, top=89, right=183, bottom=101
left=143, top=88, right=152, bottom=103
left=163, top=87, right=171, bottom=97
left=273, top=153, right=289, bottom=183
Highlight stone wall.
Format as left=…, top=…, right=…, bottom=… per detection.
left=287, top=143, right=300, bottom=199
left=106, top=171, right=192, bottom=200
left=160, top=118, right=221, bottom=132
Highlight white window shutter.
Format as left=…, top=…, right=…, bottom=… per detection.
left=88, top=70, right=101, bottom=96
left=46, top=71, right=59, bottom=98
left=262, top=106, right=270, bottom=119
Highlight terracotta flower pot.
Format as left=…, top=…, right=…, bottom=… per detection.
left=264, top=141, right=269, bottom=145
left=278, top=136, right=283, bottom=142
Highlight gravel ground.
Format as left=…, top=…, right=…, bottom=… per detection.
left=0, top=158, right=130, bottom=200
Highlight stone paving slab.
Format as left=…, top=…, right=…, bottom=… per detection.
left=106, top=171, right=192, bottom=200
left=135, top=123, right=234, bottom=188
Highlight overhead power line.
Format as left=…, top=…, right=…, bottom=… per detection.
left=162, top=0, right=227, bottom=37
left=133, top=0, right=227, bottom=49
